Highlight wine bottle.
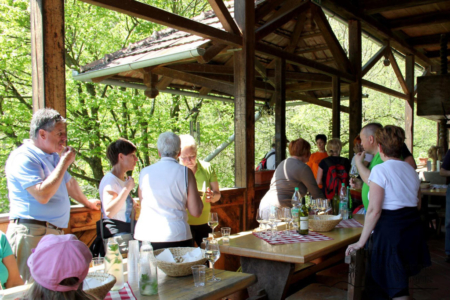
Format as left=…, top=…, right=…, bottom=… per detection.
left=298, top=196, right=309, bottom=235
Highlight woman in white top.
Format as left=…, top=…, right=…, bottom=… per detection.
left=346, top=126, right=430, bottom=300
left=134, top=132, right=203, bottom=250
left=98, top=138, right=139, bottom=236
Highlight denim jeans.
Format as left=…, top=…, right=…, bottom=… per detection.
left=446, top=188, right=450, bottom=255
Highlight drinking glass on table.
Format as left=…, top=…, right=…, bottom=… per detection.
left=256, top=208, right=265, bottom=231
left=309, top=198, right=318, bottom=215
left=318, top=198, right=328, bottom=215
left=281, top=207, right=293, bottom=236
left=208, top=213, right=219, bottom=238
left=269, top=206, right=281, bottom=239
left=205, top=240, right=221, bottom=282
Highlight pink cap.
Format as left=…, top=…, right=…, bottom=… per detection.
left=27, top=234, right=92, bottom=292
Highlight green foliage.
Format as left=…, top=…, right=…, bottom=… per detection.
left=0, top=1, right=436, bottom=214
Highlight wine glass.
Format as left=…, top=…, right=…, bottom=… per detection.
left=208, top=213, right=219, bottom=237
left=281, top=207, right=292, bottom=235
left=325, top=199, right=333, bottom=215
left=269, top=206, right=281, bottom=239
left=205, top=240, right=221, bottom=282
left=350, top=164, right=359, bottom=180
left=256, top=208, right=264, bottom=231
left=310, top=198, right=318, bottom=215
left=318, top=198, right=328, bottom=215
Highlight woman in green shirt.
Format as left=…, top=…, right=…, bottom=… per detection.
left=0, top=231, right=23, bottom=289
left=179, top=135, right=221, bottom=247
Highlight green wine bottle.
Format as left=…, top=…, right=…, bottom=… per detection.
left=298, top=196, right=309, bottom=235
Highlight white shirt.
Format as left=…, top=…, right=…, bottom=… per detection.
left=368, top=160, right=420, bottom=210
left=99, top=172, right=129, bottom=222
left=134, top=157, right=190, bottom=242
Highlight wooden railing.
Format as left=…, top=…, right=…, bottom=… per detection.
left=0, top=186, right=270, bottom=247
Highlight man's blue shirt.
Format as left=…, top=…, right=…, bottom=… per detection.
left=5, top=140, right=72, bottom=228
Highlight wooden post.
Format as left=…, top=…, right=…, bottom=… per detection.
left=275, top=58, right=286, bottom=167
left=30, top=0, right=66, bottom=117
left=332, top=76, right=341, bottom=138
left=234, top=0, right=255, bottom=231
left=348, top=20, right=362, bottom=158
left=405, top=55, right=415, bottom=153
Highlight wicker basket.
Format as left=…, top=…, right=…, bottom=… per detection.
left=309, top=215, right=342, bottom=232
left=84, top=272, right=116, bottom=299
left=154, top=247, right=207, bottom=277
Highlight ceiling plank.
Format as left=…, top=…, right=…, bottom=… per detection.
left=206, top=0, right=240, bottom=34
left=311, top=4, right=352, bottom=73
left=389, top=10, right=450, bottom=31
left=408, top=34, right=447, bottom=47
left=255, top=0, right=285, bottom=23
left=152, top=66, right=235, bottom=95
left=388, top=49, right=408, bottom=94
left=256, top=43, right=355, bottom=82
left=285, top=11, right=308, bottom=53
left=319, top=0, right=431, bottom=67
left=255, top=0, right=309, bottom=41
left=361, top=0, right=450, bottom=15
left=78, top=0, right=242, bottom=46
left=362, top=44, right=389, bottom=77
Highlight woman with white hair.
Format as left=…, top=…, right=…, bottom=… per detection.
left=134, top=132, right=203, bottom=250
left=179, top=134, right=221, bottom=247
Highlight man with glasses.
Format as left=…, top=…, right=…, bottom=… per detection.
left=5, top=108, right=100, bottom=282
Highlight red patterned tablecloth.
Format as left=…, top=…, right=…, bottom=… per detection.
left=104, top=282, right=137, bottom=300
left=335, top=218, right=363, bottom=228
left=252, top=230, right=333, bottom=245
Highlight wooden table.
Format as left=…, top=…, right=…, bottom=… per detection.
left=421, top=187, right=447, bottom=197
left=219, top=215, right=365, bottom=300
left=123, top=260, right=256, bottom=300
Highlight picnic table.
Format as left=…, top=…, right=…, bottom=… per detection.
left=219, top=214, right=365, bottom=300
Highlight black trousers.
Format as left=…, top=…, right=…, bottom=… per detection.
left=190, top=224, right=212, bottom=247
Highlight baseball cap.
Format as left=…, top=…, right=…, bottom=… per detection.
left=27, top=234, right=92, bottom=292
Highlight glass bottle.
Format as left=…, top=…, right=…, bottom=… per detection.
left=339, top=183, right=348, bottom=220
left=298, top=196, right=309, bottom=235
left=347, top=186, right=353, bottom=219
left=105, top=238, right=125, bottom=291
left=332, top=194, right=340, bottom=215
left=139, top=241, right=158, bottom=296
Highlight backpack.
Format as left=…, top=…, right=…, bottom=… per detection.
left=256, top=151, right=275, bottom=171
left=324, top=157, right=349, bottom=199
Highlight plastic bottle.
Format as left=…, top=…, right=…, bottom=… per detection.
left=139, top=241, right=158, bottom=296
left=339, top=183, right=348, bottom=220
left=105, top=238, right=125, bottom=291
left=291, top=187, right=301, bottom=207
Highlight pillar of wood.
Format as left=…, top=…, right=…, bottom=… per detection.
left=405, top=55, right=415, bottom=153
left=348, top=20, right=362, bottom=158
left=234, top=0, right=255, bottom=231
left=30, top=0, right=66, bottom=117
left=332, top=76, right=341, bottom=138
left=274, top=58, right=286, bottom=167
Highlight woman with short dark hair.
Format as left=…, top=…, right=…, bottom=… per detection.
left=259, top=138, right=324, bottom=211
left=346, top=125, right=430, bottom=300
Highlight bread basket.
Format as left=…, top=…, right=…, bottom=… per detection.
left=84, top=272, right=116, bottom=299
left=309, top=215, right=342, bottom=232
left=154, top=247, right=207, bottom=277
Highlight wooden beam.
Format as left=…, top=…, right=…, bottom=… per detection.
left=311, top=4, right=352, bottom=73
left=285, top=11, right=307, bottom=54
left=286, top=82, right=347, bottom=91
left=362, top=44, right=389, bottom=77
left=78, top=0, right=242, bottom=46
left=167, top=63, right=234, bottom=75
left=388, top=49, right=408, bottom=94
left=274, top=58, right=286, bottom=167
left=425, top=50, right=449, bottom=59
left=296, top=45, right=329, bottom=55
left=196, top=44, right=229, bottom=64
left=256, top=43, right=355, bottom=82
left=207, top=0, right=240, bottom=34
left=143, top=71, right=159, bottom=98
left=332, top=76, right=341, bottom=138
left=319, top=0, right=431, bottom=68
left=31, top=0, right=66, bottom=117
left=234, top=0, right=255, bottom=231
left=255, top=0, right=309, bottom=41
left=269, top=71, right=332, bottom=82
left=286, top=91, right=350, bottom=113
left=349, top=19, right=362, bottom=159
left=405, top=55, right=415, bottom=153
left=389, top=10, right=450, bottom=31
left=361, top=79, right=408, bottom=100
left=255, top=0, right=285, bottom=23
left=155, top=76, right=173, bottom=90
left=361, top=0, right=450, bottom=15
left=152, top=66, right=234, bottom=95
left=408, top=34, right=447, bottom=47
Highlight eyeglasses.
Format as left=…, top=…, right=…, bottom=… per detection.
left=180, top=155, right=196, bottom=161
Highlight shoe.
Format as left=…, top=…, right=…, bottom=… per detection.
left=446, top=255, right=450, bottom=263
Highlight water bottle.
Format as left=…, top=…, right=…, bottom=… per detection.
left=139, top=241, right=158, bottom=296
left=339, top=183, right=348, bottom=220
left=105, top=238, right=125, bottom=291
left=291, top=187, right=301, bottom=207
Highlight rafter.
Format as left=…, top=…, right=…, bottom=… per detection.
left=361, top=44, right=389, bottom=77
left=361, top=0, right=450, bottom=15
left=362, top=79, right=408, bottom=100
left=311, top=4, right=352, bottom=73
left=167, top=63, right=234, bottom=74
left=388, top=49, right=408, bottom=94
left=285, top=11, right=308, bottom=53
left=286, top=91, right=350, bottom=113
left=408, top=34, right=447, bottom=47
left=389, top=10, right=450, bottom=31
left=255, top=0, right=285, bottom=23
left=78, top=0, right=242, bottom=46
left=155, top=76, right=173, bottom=90
left=267, top=71, right=332, bottom=82
left=255, top=0, right=309, bottom=41
left=207, top=0, right=240, bottom=34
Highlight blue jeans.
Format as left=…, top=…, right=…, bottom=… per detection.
left=446, top=188, right=450, bottom=255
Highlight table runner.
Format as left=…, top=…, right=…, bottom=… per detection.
left=335, top=218, right=363, bottom=228
left=252, top=230, right=333, bottom=245
left=105, top=282, right=137, bottom=300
